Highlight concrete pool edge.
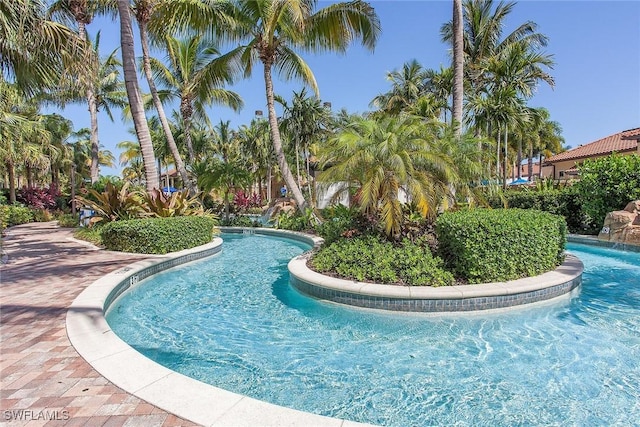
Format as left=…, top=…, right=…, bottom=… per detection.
left=288, top=234, right=583, bottom=312
left=66, top=233, right=369, bottom=427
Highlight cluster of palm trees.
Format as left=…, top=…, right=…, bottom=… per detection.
left=2, top=0, right=564, bottom=236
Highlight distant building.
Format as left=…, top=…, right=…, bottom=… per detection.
left=542, top=127, right=639, bottom=180
left=511, top=161, right=541, bottom=181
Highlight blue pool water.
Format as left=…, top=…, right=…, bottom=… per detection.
left=106, top=234, right=640, bottom=426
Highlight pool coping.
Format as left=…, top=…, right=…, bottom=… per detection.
left=67, top=228, right=585, bottom=426
left=288, top=242, right=583, bottom=313
left=66, top=233, right=370, bottom=427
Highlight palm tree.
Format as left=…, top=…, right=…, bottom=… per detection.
left=226, top=0, right=381, bottom=213
left=41, top=113, right=74, bottom=188
left=149, top=35, right=243, bottom=165
left=278, top=88, right=331, bottom=203
left=69, top=127, right=116, bottom=181
left=195, top=120, right=252, bottom=222
left=424, top=66, right=453, bottom=123
left=48, top=1, right=118, bottom=184
left=1, top=0, right=85, bottom=94
left=317, top=115, right=455, bottom=239
left=0, top=82, right=51, bottom=202
left=48, top=35, right=127, bottom=183
left=452, top=0, right=464, bottom=135
left=370, top=59, right=428, bottom=115
left=131, top=0, right=208, bottom=191
left=116, top=0, right=158, bottom=192
left=237, top=118, right=273, bottom=203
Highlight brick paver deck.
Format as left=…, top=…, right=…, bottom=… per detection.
left=1, top=222, right=199, bottom=427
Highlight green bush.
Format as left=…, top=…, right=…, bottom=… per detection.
left=74, top=226, right=103, bottom=246
left=436, top=209, right=566, bottom=284
left=276, top=209, right=314, bottom=231
left=485, top=187, right=596, bottom=233
left=220, top=215, right=261, bottom=227
left=311, top=235, right=454, bottom=287
left=57, top=213, right=79, bottom=228
left=314, top=205, right=368, bottom=244
left=575, top=153, right=640, bottom=228
left=0, top=205, right=34, bottom=228
left=100, top=216, right=216, bottom=254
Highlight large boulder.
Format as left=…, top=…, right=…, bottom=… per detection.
left=598, top=200, right=640, bottom=246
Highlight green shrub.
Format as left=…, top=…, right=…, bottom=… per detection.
left=74, top=226, right=103, bottom=246
left=57, top=213, right=79, bottom=228
left=575, top=153, right=640, bottom=228
left=32, top=209, right=53, bottom=222
left=314, top=205, right=367, bottom=244
left=311, top=235, right=454, bottom=287
left=436, top=209, right=566, bottom=284
left=276, top=208, right=314, bottom=231
left=485, top=187, right=596, bottom=233
left=100, top=216, right=216, bottom=254
left=220, top=215, right=261, bottom=227
left=0, top=205, right=34, bottom=227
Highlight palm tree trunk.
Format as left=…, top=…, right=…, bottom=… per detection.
left=116, top=0, right=158, bottom=193
left=138, top=20, right=192, bottom=192
left=263, top=63, right=307, bottom=212
left=528, top=143, right=533, bottom=181
left=224, top=188, right=230, bottom=222
left=77, top=21, right=100, bottom=185
left=7, top=161, right=16, bottom=204
left=451, top=0, right=464, bottom=136
left=88, top=90, right=100, bottom=183
left=496, top=127, right=501, bottom=180
left=503, top=126, right=508, bottom=189
left=517, top=138, right=523, bottom=180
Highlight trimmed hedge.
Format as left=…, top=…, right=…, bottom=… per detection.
left=310, top=235, right=455, bottom=287
left=485, top=187, right=595, bottom=233
left=436, top=209, right=566, bottom=284
left=100, top=216, right=216, bottom=254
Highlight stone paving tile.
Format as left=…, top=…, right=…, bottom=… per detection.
left=0, top=222, right=200, bottom=426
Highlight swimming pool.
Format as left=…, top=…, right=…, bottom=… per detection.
left=106, top=233, right=640, bottom=426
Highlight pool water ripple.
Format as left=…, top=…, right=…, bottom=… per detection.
left=107, top=234, right=640, bottom=426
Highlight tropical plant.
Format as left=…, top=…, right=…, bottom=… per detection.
left=149, top=34, right=243, bottom=165
left=74, top=181, right=144, bottom=224
left=370, top=59, right=428, bottom=115
left=141, top=189, right=206, bottom=217
left=318, top=115, right=456, bottom=239
left=1, top=0, right=85, bottom=94
left=225, top=0, right=381, bottom=213
left=277, top=88, right=332, bottom=203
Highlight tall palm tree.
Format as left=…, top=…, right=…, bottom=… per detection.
left=317, top=115, right=455, bottom=239
left=452, top=0, right=464, bottom=135
left=48, top=36, right=127, bottom=183
left=116, top=0, right=158, bottom=192
left=370, top=59, right=428, bottom=115
left=131, top=0, right=208, bottom=191
left=227, top=0, right=381, bottom=213
left=48, top=0, right=118, bottom=184
left=149, top=34, right=243, bottom=165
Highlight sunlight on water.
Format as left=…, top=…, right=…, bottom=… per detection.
left=107, top=236, right=640, bottom=426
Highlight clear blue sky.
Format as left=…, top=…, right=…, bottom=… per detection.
left=49, top=0, right=640, bottom=177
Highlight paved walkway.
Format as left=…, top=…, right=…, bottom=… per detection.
left=1, top=222, right=199, bottom=427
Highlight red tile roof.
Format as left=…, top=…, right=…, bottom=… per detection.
left=621, top=127, right=640, bottom=140
left=544, top=128, right=639, bottom=164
